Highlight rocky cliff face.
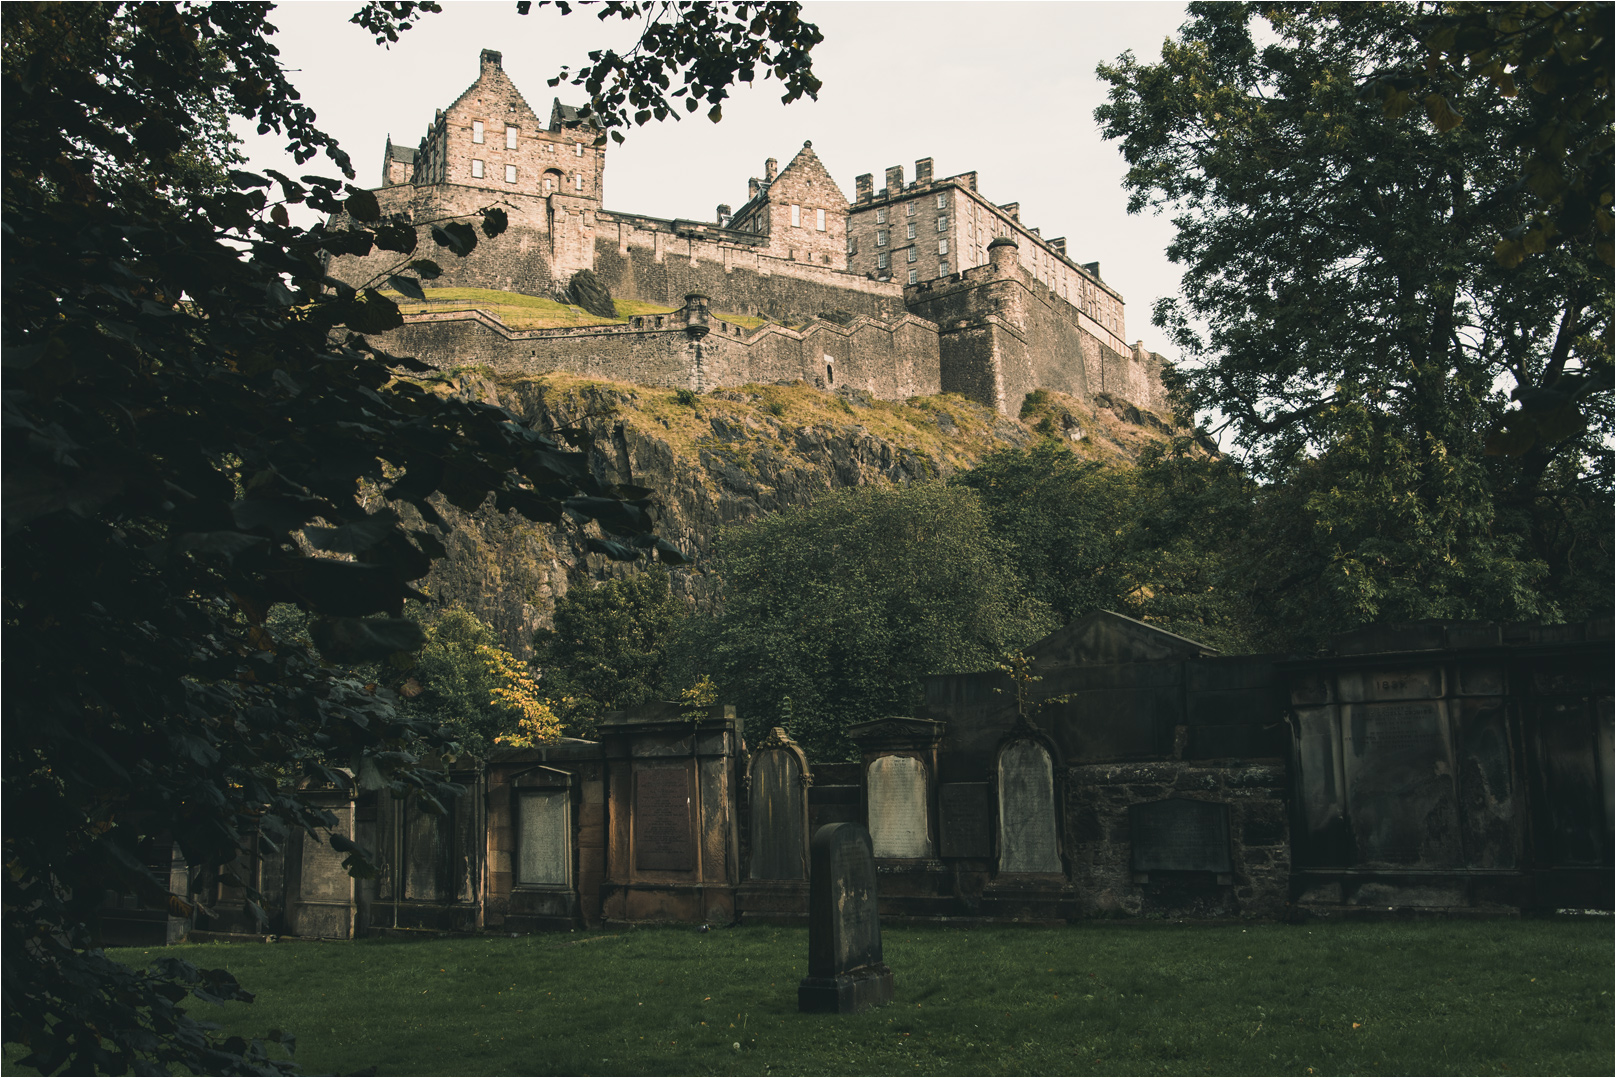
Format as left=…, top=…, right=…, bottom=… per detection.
left=403, top=371, right=1195, bottom=659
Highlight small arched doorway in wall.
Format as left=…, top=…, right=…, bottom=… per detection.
left=542, top=169, right=562, bottom=195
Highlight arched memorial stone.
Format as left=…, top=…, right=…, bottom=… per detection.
left=997, top=739, right=1061, bottom=874
left=865, top=755, right=931, bottom=858
left=749, top=727, right=811, bottom=880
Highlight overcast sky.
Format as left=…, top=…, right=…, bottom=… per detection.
left=242, top=0, right=1192, bottom=357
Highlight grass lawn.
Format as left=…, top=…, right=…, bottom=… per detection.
left=97, top=918, right=1612, bottom=1076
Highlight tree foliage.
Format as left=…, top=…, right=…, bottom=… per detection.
left=533, top=567, right=687, bottom=737
left=1095, top=2, right=1611, bottom=628
left=701, top=484, right=1054, bottom=761
left=2, top=0, right=818, bottom=1071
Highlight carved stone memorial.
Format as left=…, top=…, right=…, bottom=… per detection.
left=1129, top=798, right=1232, bottom=876
left=634, top=767, right=695, bottom=872
left=749, top=727, right=811, bottom=880
left=865, top=755, right=930, bottom=859
left=798, top=823, right=894, bottom=1014
left=997, top=739, right=1061, bottom=874
left=1342, top=699, right=1461, bottom=866
left=518, top=789, right=571, bottom=887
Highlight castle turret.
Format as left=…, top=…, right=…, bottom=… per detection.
left=764, top=157, right=778, bottom=183
left=988, top=235, right=1019, bottom=276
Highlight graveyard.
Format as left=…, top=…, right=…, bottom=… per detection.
left=115, top=917, right=1611, bottom=1076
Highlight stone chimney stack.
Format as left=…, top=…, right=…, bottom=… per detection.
left=1083, top=261, right=1101, bottom=279
left=748, top=177, right=760, bottom=200
left=914, top=157, right=933, bottom=185
left=855, top=173, right=874, bottom=202
left=764, top=157, right=778, bottom=182
left=716, top=204, right=732, bottom=227
left=480, top=48, right=503, bottom=72
left=884, top=165, right=904, bottom=195
left=1000, top=202, right=1020, bottom=222
left=1048, top=237, right=1067, bottom=257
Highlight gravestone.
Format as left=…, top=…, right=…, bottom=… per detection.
left=1129, top=798, right=1232, bottom=876
left=1341, top=698, right=1461, bottom=866
left=798, top=823, right=894, bottom=1014
left=997, top=739, right=1061, bottom=874
left=518, top=789, right=571, bottom=887
left=940, top=783, right=992, bottom=858
left=749, top=728, right=811, bottom=880
left=865, top=755, right=931, bottom=858
left=634, top=768, right=695, bottom=872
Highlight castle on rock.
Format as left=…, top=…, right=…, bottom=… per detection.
left=337, top=50, right=1170, bottom=416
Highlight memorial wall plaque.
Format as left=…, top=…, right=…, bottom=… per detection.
left=518, top=790, right=571, bottom=887
left=1130, top=798, right=1232, bottom=874
left=634, top=768, right=695, bottom=872
left=1342, top=701, right=1461, bottom=866
left=998, top=740, right=1061, bottom=874
left=300, top=807, right=356, bottom=901
left=940, top=783, right=991, bottom=858
left=866, top=756, right=930, bottom=858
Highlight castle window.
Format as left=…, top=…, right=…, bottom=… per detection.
left=908, top=269, right=919, bottom=284
left=939, top=260, right=950, bottom=276
left=906, top=202, right=916, bottom=216
left=471, top=158, right=484, bottom=178
left=906, top=247, right=917, bottom=263
left=791, top=204, right=801, bottom=227
left=575, top=173, right=582, bottom=191
left=472, top=121, right=485, bottom=144
left=938, top=238, right=949, bottom=255
left=847, top=236, right=857, bottom=254
left=936, top=191, right=947, bottom=208
left=505, top=164, right=518, bottom=183
left=937, top=216, right=948, bottom=232
left=876, top=230, right=888, bottom=247
left=877, top=251, right=888, bottom=270
left=574, top=143, right=583, bottom=156
left=816, top=208, right=826, bottom=231
left=824, top=355, right=834, bottom=385
left=906, top=222, right=916, bottom=240
left=876, top=207, right=886, bottom=224
left=506, top=125, right=519, bottom=149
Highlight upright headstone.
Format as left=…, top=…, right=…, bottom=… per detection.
left=865, top=755, right=931, bottom=858
left=749, top=727, right=811, bottom=880
left=997, top=739, right=1061, bottom=874
left=798, top=823, right=894, bottom=1014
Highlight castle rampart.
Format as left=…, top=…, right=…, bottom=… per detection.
left=331, top=50, right=1175, bottom=419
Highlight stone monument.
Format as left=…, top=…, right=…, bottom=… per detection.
left=797, top=823, right=894, bottom=1014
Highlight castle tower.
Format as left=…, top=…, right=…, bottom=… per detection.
left=406, top=49, right=605, bottom=203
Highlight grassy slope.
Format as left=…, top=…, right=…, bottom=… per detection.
left=113, top=919, right=1612, bottom=1076
left=382, top=287, right=764, bottom=331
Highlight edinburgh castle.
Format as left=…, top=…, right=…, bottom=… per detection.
left=332, top=49, right=1172, bottom=416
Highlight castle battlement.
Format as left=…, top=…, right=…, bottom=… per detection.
left=334, top=50, right=1172, bottom=418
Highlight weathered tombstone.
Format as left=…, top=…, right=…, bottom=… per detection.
left=749, top=727, right=811, bottom=880
left=515, top=767, right=573, bottom=888
left=865, top=755, right=931, bottom=858
left=634, top=767, right=696, bottom=872
left=798, top=823, right=894, bottom=1014
left=997, top=739, right=1061, bottom=874
left=1129, top=798, right=1233, bottom=879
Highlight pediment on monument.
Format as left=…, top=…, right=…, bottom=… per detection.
left=847, top=715, right=946, bottom=748
left=1028, top=610, right=1217, bottom=669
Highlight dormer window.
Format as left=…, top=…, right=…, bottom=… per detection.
left=506, top=125, right=518, bottom=149
left=472, top=121, right=485, bottom=144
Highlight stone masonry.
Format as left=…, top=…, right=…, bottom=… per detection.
left=336, top=50, right=1175, bottom=417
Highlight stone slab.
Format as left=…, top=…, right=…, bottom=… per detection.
left=866, top=756, right=930, bottom=858
left=997, top=740, right=1060, bottom=874
left=634, top=768, right=695, bottom=872
left=1128, top=798, right=1232, bottom=874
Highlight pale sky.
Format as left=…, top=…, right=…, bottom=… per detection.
left=243, top=0, right=1191, bottom=359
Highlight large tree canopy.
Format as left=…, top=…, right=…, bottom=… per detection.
left=1, top=2, right=820, bottom=1073
left=1095, top=1, right=1611, bottom=627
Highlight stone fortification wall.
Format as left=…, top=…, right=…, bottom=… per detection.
left=375, top=302, right=941, bottom=399
left=592, top=211, right=902, bottom=323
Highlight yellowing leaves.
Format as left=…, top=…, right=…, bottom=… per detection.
left=482, top=642, right=563, bottom=747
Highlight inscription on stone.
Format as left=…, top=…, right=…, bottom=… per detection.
left=866, top=756, right=930, bottom=859
left=1342, top=701, right=1461, bottom=866
left=518, top=790, right=570, bottom=887
left=634, top=768, right=695, bottom=872
left=998, top=740, right=1061, bottom=874
left=1128, top=798, right=1232, bottom=874
left=799, top=823, right=893, bottom=1014
left=940, top=783, right=991, bottom=858
left=301, top=807, right=355, bottom=901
